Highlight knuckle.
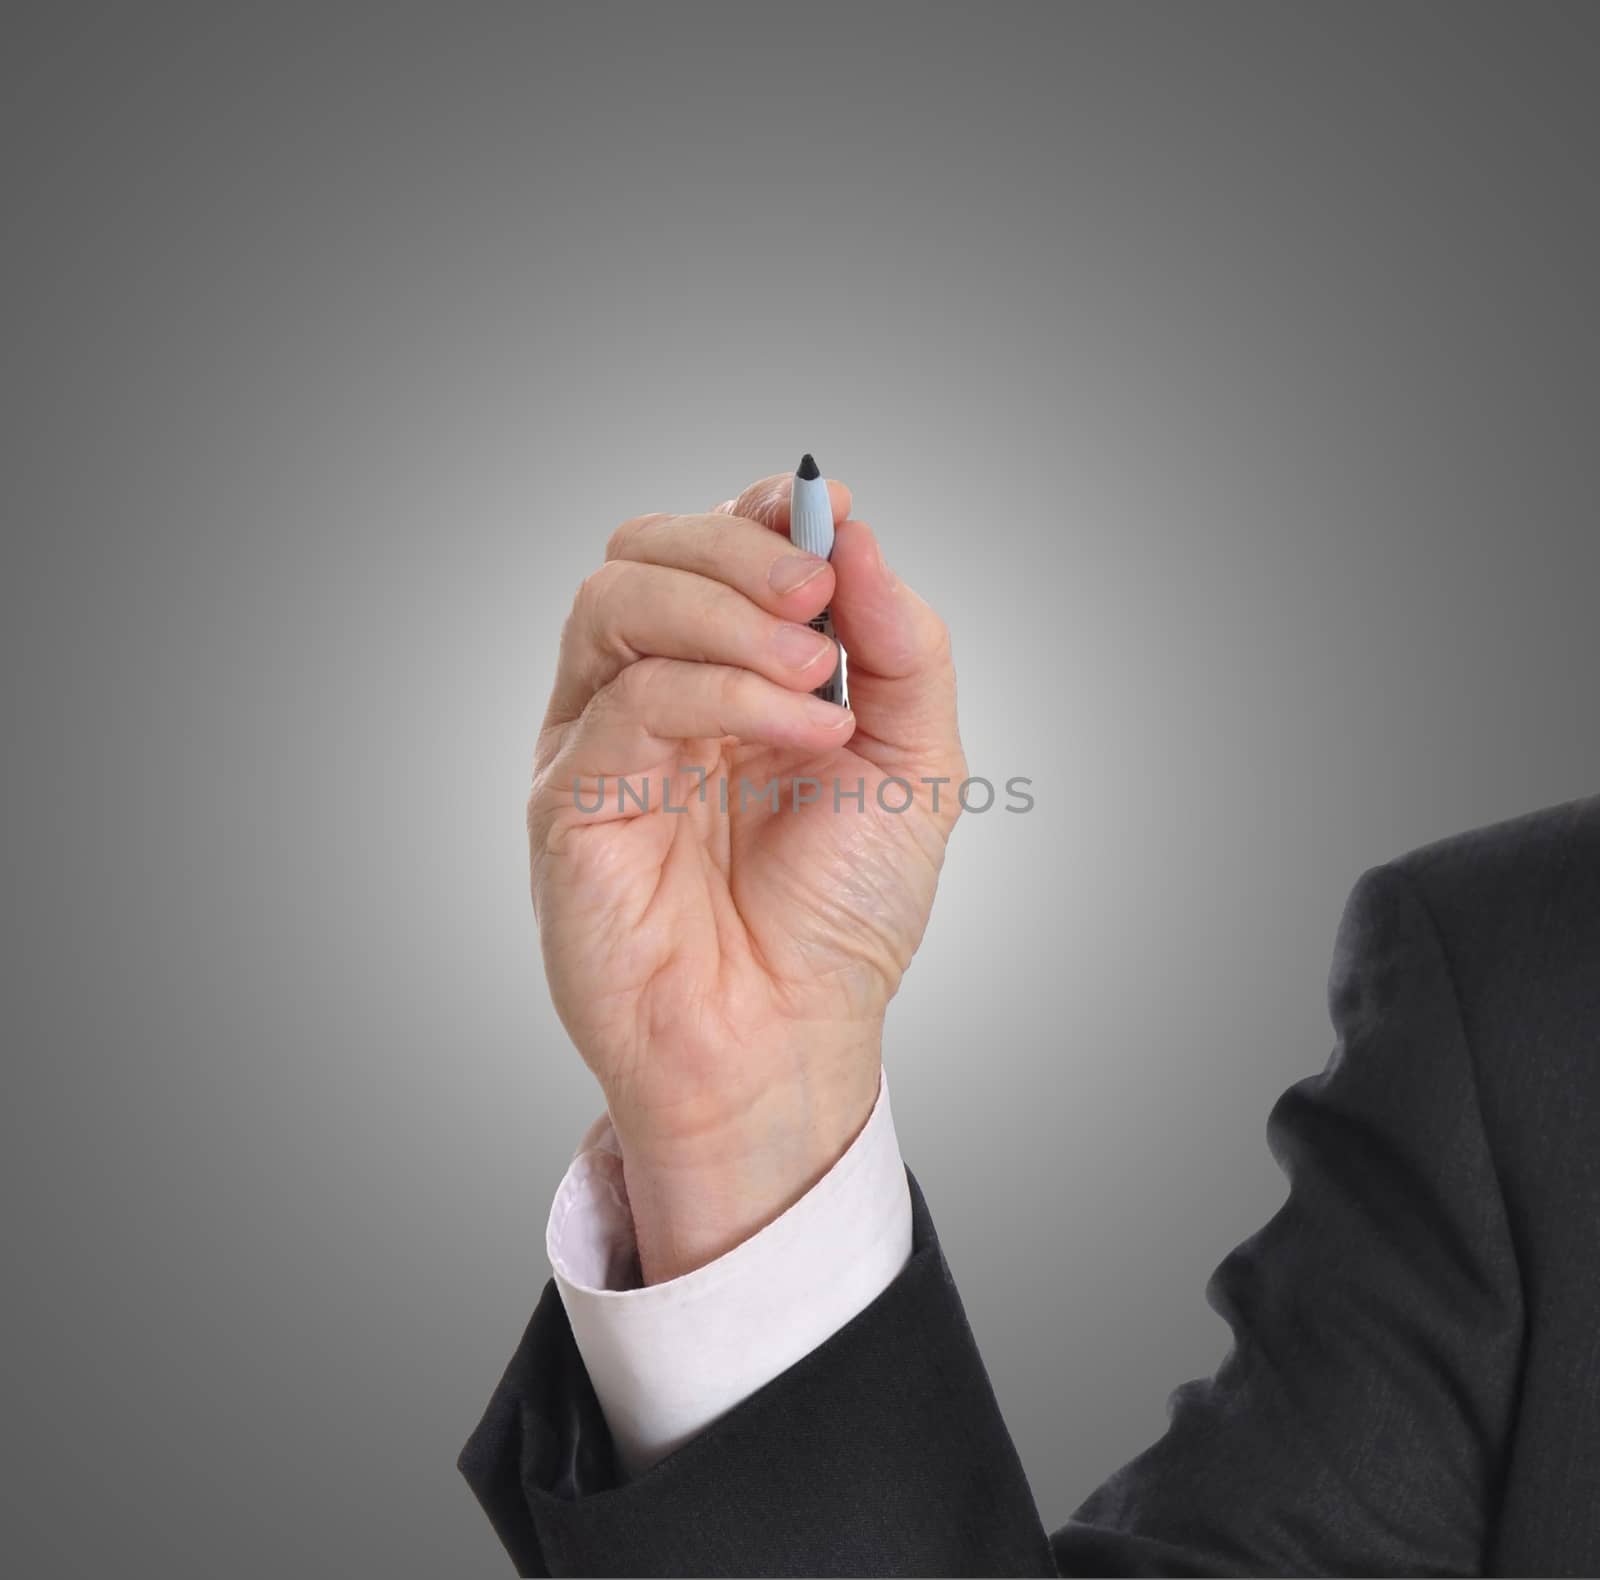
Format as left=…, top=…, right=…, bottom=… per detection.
left=606, top=513, right=662, bottom=561
left=574, top=559, right=629, bottom=625
left=715, top=663, right=752, bottom=716
left=613, top=652, right=669, bottom=710
left=526, top=776, right=559, bottom=863
left=688, top=571, right=733, bottom=630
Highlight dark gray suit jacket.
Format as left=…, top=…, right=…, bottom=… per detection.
left=460, top=793, right=1600, bottom=1576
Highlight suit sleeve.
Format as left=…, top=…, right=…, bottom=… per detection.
left=1055, top=862, right=1525, bottom=1576
left=459, top=862, right=1524, bottom=1576
left=456, top=1165, right=1056, bottom=1577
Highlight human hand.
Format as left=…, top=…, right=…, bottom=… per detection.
left=529, top=469, right=964, bottom=1281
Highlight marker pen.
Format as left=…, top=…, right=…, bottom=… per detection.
left=788, top=453, right=845, bottom=707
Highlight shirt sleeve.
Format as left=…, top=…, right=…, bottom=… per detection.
left=545, top=1067, right=913, bottom=1481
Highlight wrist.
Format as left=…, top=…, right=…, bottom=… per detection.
left=612, top=1039, right=882, bottom=1285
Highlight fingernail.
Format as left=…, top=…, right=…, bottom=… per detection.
left=774, top=621, right=832, bottom=669
left=769, top=554, right=827, bottom=595
left=804, top=695, right=852, bottom=728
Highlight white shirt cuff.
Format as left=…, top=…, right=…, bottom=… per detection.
left=546, top=1068, right=913, bottom=1481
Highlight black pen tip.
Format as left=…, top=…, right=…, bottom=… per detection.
left=796, top=452, right=820, bottom=481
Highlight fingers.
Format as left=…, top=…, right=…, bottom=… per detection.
left=536, top=477, right=870, bottom=813
left=606, top=512, right=834, bottom=615
left=714, top=473, right=853, bottom=535
left=827, top=520, right=964, bottom=774
left=544, top=515, right=841, bottom=730
left=544, top=656, right=857, bottom=792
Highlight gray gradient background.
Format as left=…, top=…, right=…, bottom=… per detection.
left=4, top=3, right=1599, bottom=1575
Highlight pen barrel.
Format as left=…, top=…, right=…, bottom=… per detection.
left=808, top=608, right=845, bottom=707
left=790, top=470, right=841, bottom=704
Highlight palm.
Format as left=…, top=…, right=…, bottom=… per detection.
left=535, top=730, right=950, bottom=1105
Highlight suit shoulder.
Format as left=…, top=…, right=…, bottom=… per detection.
left=1392, top=791, right=1600, bottom=886
left=1384, top=792, right=1598, bottom=935
left=1373, top=791, right=1599, bottom=1050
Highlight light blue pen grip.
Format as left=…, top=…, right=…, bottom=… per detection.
left=789, top=460, right=846, bottom=708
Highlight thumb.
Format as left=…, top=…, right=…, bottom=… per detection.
left=828, top=520, right=963, bottom=775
